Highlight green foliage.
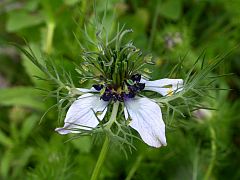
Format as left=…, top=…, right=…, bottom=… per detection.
left=0, top=0, right=240, bottom=179
left=159, top=0, right=182, bottom=20
left=6, top=10, right=44, bottom=32
left=0, top=87, right=46, bottom=110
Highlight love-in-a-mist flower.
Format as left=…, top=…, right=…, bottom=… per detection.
left=55, top=29, right=184, bottom=148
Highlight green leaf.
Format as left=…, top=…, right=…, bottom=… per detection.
left=159, top=0, right=182, bottom=20
left=64, top=0, right=80, bottom=6
left=13, top=147, right=34, bottom=177
left=21, top=114, right=39, bottom=141
left=21, top=43, right=48, bottom=87
left=0, top=131, right=13, bottom=147
left=71, top=136, right=92, bottom=153
left=24, top=0, right=40, bottom=11
left=0, top=150, right=13, bottom=178
left=6, top=10, right=44, bottom=32
left=0, top=87, right=46, bottom=110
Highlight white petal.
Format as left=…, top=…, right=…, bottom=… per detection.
left=143, top=78, right=183, bottom=96
left=125, top=97, right=166, bottom=147
left=68, top=87, right=98, bottom=96
left=124, top=107, right=129, bottom=120
left=76, top=87, right=99, bottom=93
left=55, top=93, right=108, bottom=134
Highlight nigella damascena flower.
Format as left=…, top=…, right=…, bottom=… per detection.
left=56, top=74, right=183, bottom=148
left=54, top=28, right=184, bottom=148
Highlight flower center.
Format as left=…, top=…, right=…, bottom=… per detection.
left=93, top=74, right=145, bottom=102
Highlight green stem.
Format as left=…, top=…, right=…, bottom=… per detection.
left=148, top=2, right=160, bottom=51
left=106, top=102, right=120, bottom=129
left=192, top=146, right=199, bottom=180
left=90, top=136, right=110, bottom=180
left=90, top=102, right=119, bottom=180
left=125, top=154, right=143, bottom=180
left=204, top=125, right=216, bottom=180
left=44, top=21, right=55, bottom=54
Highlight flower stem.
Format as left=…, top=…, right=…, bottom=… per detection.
left=204, top=125, right=216, bottom=180
left=125, top=154, right=143, bottom=180
left=90, top=136, right=110, bottom=180
left=148, top=1, right=160, bottom=51
left=90, top=101, right=119, bottom=180
left=44, top=21, right=55, bottom=54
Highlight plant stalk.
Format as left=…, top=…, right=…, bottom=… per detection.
left=148, top=1, right=160, bottom=51
left=125, top=154, right=143, bottom=180
left=204, top=125, right=216, bottom=180
left=90, top=101, right=119, bottom=180
left=45, top=21, right=55, bottom=54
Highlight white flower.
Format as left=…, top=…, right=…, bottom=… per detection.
left=55, top=78, right=183, bottom=148
left=55, top=93, right=108, bottom=134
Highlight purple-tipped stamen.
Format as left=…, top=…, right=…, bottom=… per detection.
left=98, top=74, right=145, bottom=102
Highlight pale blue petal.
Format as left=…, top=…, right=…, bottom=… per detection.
left=55, top=93, right=108, bottom=134
left=125, top=97, right=166, bottom=147
left=142, top=78, right=183, bottom=96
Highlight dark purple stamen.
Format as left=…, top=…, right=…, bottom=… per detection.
left=93, top=84, right=103, bottom=91
left=101, top=91, right=112, bottom=101
left=117, top=93, right=125, bottom=102
left=99, top=74, right=145, bottom=102
left=131, top=74, right=141, bottom=83
left=137, top=83, right=145, bottom=91
left=126, top=92, right=135, bottom=98
left=128, top=84, right=138, bottom=92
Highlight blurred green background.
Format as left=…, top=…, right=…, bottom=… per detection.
left=0, top=0, right=240, bottom=179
